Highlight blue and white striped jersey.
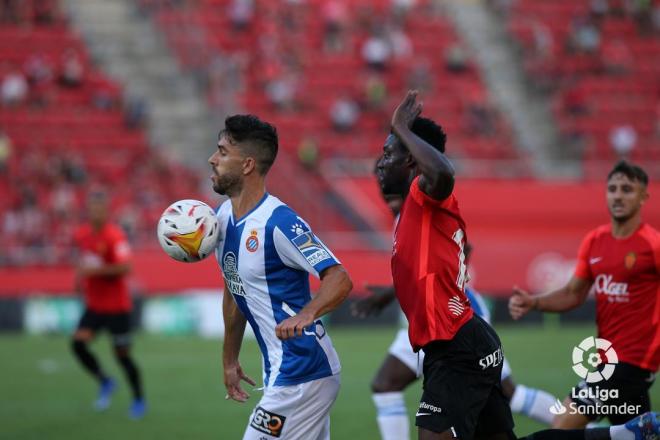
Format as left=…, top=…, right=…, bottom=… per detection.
left=215, top=193, right=341, bottom=387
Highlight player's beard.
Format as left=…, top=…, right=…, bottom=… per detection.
left=212, top=172, right=243, bottom=197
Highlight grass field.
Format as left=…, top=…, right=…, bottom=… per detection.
left=2, top=324, right=658, bottom=439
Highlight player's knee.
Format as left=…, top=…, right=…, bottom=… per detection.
left=371, top=376, right=396, bottom=393
left=113, top=345, right=130, bottom=359
left=71, top=339, right=87, bottom=354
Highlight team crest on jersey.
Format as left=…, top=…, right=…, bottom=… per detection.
left=246, top=231, right=259, bottom=253
left=222, top=252, right=247, bottom=297
left=250, top=406, right=286, bottom=437
left=624, top=252, right=636, bottom=270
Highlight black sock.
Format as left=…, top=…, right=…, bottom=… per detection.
left=71, top=340, right=106, bottom=383
left=116, top=353, right=143, bottom=400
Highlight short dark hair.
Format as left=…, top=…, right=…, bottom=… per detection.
left=411, top=117, right=447, bottom=153
left=219, top=114, right=279, bottom=175
left=607, top=160, right=648, bottom=186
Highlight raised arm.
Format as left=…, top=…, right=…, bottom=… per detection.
left=222, top=290, right=255, bottom=402
left=275, top=265, right=353, bottom=340
left=508, top=276, right=592, bottom=320
left=391, top=90, right=455, bottom=201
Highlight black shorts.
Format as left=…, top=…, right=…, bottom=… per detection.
left=77, top=309, right=133, bottom=346
left=570, top=362, right=655, bottom=424
left=416, top=315, right=514, bottom=438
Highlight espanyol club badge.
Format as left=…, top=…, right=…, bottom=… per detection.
left=246, top=230, right=259, bottom=253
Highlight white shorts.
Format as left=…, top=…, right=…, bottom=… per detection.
left=388, top=329, right=513, bottom=381
left=242, top=374, right=341, bottom=440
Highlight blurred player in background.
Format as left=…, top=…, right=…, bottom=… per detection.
left=510, top=160, right=659, bottom=429
left=71, top=190, right=145, bottom=419
left=377, top=90, right=659, bottom=440
left=209, top=115, right=352, bottom=440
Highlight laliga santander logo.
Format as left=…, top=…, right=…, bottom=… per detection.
left=572, top=337, right=618, bottom=383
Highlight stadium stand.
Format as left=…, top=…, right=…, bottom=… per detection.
left=501, top=0, right=660, bottom=177
left=147, top=0, right=517, bottom=163
left=0, top=0, right=202, bottom=266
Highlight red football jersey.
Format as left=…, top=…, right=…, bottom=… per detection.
left=392, top=177, right=474, bottom=351
left=574, top=223, right=660, bottom=371
left=74, top=223, right=132, bottom=313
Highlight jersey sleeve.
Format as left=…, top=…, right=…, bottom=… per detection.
left=108, top=226, right=131, bottom=263
left=272, top=209, right=340, bottom=278
left=574, top=230, right=596, bottom=280
left=409, top=176, right=457, bottom=209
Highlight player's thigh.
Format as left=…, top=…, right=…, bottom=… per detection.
left=73, top=309, right=100, bottom=342
left=372, top=354, right=418, bottom=393
left=474, top=383, right=515, bottom=438
left=242, top=374, right=340, bottom=440
left=107, top=313, right=133, bottom=354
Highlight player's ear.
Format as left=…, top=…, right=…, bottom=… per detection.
left=242, top=156, right=257, bottom=175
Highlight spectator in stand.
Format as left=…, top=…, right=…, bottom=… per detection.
left=322, top=0, right=349, bottom=54
left=24, top=54, right=53, bottom=107
left=0, top=129, right=12, bottom=175
left=569, top=16, right=601, bottom=54
left=1, top=67, right=28, bottom=106
left=562, top=84, right=589, bottom=116
left=390, top=0, right=416, bottom=23
left=0, top=0, right=20, bottom=23
left=124, top=96, right=149, bottom=130
left=364, top=74, right=388, bottom=112
left=445, top=44, right=469, bottom=73
left=362, top=27, right=392, bottom=71
left=331, top=95, right=360, bottom=132
left=590, top=0, right=610, bottom=19
left=297, top=136, right=320, bottom=171
left=610, top=124, right=638, bottom=158
left=387, top=24, right=413, bottom=61
left=407, top=59, right=433, bottom=93
left=265, top=70, right=299, bottom=112
left=33, top=0, right=58, bottom=25
left=228, top=0, right=254, bottom=32
left=59, top=49, right=85, bottom=88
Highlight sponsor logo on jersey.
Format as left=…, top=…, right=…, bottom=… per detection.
left=222, top=252, right=247, bottom=297
left=593, top=274, right=629, bottom=302
left=250, top=406, right=286, bottom=438
left=246, top=231, right=259, bottom=253
left=479, top=347, right=503, bottom=370
left=291, top=231, right=332, bottom=267
left=571, top=336, right=618, bottom=383
left=624, top=252, right=636, bottom=270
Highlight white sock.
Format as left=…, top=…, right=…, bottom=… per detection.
left=509, top=384, right=558, bottom=425
left=609, top=424, right=635, bottom=440
left=372, top=392, right=410, bottom=440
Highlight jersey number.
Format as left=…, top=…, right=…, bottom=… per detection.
left=452, top=229, right=467, bottom=292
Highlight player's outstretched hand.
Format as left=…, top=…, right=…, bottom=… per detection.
left=392, top=90, right=423, bottom=131
left=351, top=285, right=395, bottom=318
left=224, top=362, right=256, bottom=403
left=275, top=311, right=315, bottom=340
left=509, top=286, right=535, bottom=320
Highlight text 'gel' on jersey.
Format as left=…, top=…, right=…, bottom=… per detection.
left=215, top=193, right=341, bottom=387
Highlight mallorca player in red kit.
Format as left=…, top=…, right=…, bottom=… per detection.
left=71, top=191, right=145, bottom=419
left=378, top=91, right=659, bottom=440
left=510, top=161, right=658, bottom=429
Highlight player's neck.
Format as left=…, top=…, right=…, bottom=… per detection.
left=230, top=181, right=266, bottom=220
left=610, top=215, right=642, bottom=239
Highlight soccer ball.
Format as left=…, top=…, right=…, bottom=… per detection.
left=157, top=199, right=220, bottom=263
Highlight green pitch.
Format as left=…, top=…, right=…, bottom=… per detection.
left=2, top=324, right=658, bottom=439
